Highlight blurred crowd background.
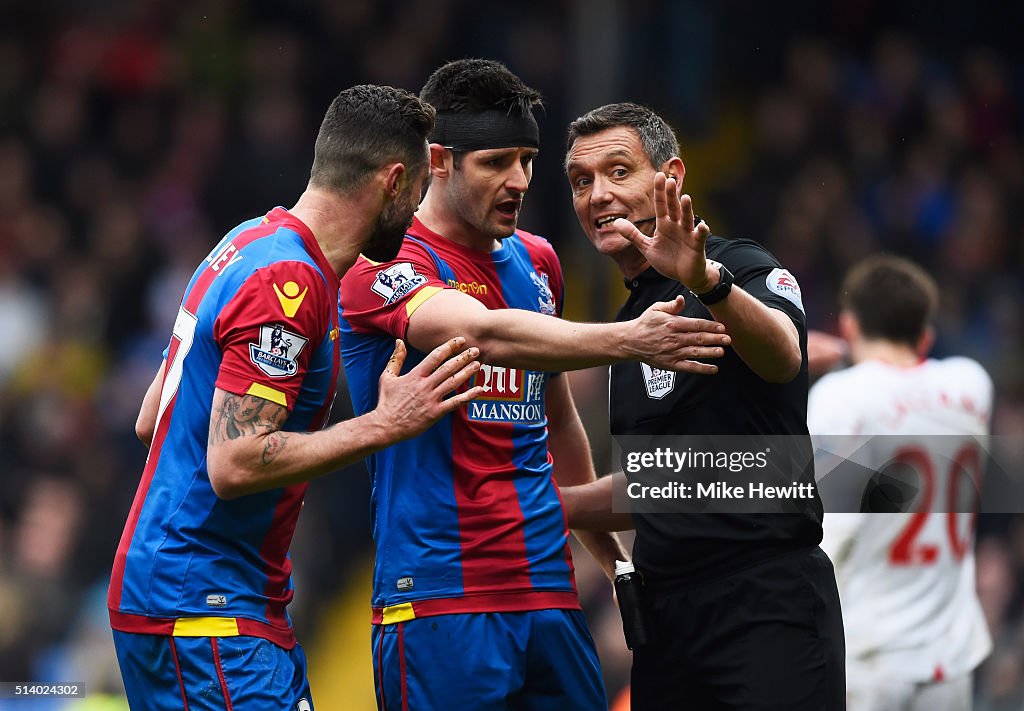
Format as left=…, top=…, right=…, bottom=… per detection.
left=1, top=0, right=1022, bottom=708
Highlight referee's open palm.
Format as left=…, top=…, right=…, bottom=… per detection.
left=612, top=172, right=710, bottom=291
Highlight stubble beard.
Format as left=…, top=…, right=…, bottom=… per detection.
left=362, top=199, right=414, bottom=262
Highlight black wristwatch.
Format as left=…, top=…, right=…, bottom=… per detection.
left=694, top=262, right=734, bottom=306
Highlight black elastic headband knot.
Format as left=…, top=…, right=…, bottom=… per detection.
left=430, top=109, right=540, bottom=151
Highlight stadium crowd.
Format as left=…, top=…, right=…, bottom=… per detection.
left=0, top=0, right=1022, bottom=707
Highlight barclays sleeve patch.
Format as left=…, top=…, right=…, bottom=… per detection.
left=371, top=262, right=428, bottom=305
left=249, top=323, right=309, bottom=377
left=766, top=267, right=804, bottom=313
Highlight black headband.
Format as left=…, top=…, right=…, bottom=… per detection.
left=430, top=109, right=540, bottom=151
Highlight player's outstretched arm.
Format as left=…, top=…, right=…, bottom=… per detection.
left=206, top=337, right=483, bottom=499
left=560, top=474, right=634, bottom=532
left=613, top=175, right=801, bottom=383
left=546, top=376, right=630, bottom=579
left=406, top=288, right=731, bottom=374
left=136, top=360, right=166, bottom=448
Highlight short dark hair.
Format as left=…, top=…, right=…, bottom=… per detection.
left=420, top=59, right=541, bottom=167
left=841, top=255, right=939, bottom=346
left=309, top=84, right=435, bottom=192
left=420, top=58, right=542, bottom=116
left=565, top=102, right=679, bottom=171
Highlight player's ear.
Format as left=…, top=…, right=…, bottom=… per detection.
left=662, top=157, right=686, bottom=184
left=429, top=143, right=450, bottom=179
left=383, top=163, right=406, bottom=199
left=916, top=326, right=934, bottom=359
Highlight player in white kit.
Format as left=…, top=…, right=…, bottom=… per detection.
left=808, top=255, right=992, bottom=711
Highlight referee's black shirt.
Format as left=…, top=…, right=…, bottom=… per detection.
left=611, top=235, right=823, bottom=586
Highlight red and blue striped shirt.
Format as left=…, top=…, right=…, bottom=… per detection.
left=339, top=218, right=579, bottom=624
left=108, top=207, right=340, bottom=648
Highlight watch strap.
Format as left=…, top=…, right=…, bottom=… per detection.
left=695, top=263, right=734, bottom=306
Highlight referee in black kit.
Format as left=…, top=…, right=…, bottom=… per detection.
left=563, top=103, right=845, bottom=709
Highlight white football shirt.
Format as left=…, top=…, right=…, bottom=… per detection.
left=808, top=357, right=993, bottom=683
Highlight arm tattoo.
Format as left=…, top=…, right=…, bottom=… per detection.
left=262, top=431, right=290, bottom=465
left=210, top=392, right=289, bottom=445
left=209, top=390, right=312, bottom=468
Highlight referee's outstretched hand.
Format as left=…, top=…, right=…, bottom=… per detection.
left=613, top=172, right=713, bottom=292
left=628, top=296, right=730, bottom=375
left=375, top=337, right=484, bottom=439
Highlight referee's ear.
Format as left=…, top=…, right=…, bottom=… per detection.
left=661, top=156, right=686, bottom=185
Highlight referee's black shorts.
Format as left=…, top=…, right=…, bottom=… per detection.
left=631, top=546, right=846, bottom=710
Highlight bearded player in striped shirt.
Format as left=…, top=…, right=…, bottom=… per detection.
left=108, top=85, right=484, bottom=711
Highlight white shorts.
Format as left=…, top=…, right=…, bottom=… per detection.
left=847, top=674, right=971, bottom=711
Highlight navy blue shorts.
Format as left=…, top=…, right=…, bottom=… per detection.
left=113, top=630, right=313, bottom=710
left=371, top=609, right=607, bottom=710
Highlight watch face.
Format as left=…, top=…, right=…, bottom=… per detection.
left=697, top=265, right=733, bottom=305
left=717, top=263, right=735, bottom=285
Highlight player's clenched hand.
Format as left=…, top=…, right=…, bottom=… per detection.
left=373, top=337, right=484, bottom=439
left=613, top=174, right=714, bottom=292
left=624, top=296, right=731, bottom=374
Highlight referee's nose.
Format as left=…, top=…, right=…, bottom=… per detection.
left=589, top=174, right=613, bottom=207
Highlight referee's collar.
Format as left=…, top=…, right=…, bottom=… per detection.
left=624, top=266, right=663, bottom=291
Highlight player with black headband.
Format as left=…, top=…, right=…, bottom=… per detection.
left=564, top=102, right=845, bottom=710
left=338, top=61, right=732, bottom=710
